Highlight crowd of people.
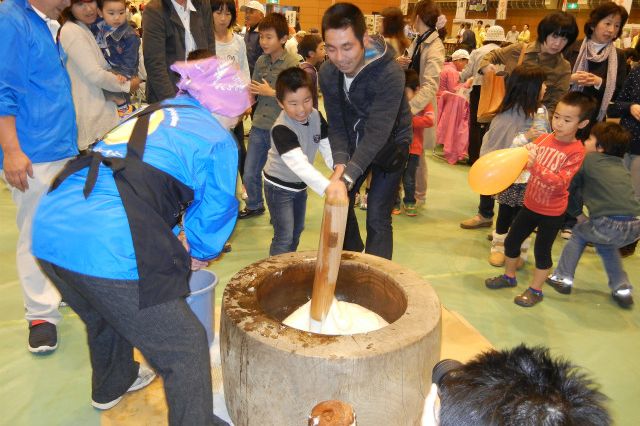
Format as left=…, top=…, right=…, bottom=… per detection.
left=1, top=0, right=639, bottom=423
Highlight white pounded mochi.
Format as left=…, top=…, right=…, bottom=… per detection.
left=283, top=298, right=388, bottom=335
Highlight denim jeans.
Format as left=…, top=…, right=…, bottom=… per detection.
left=345, top=164, right=403, bottom=259
left=402, top=154, right=420, bottom=204
left=264, top=181, right=307, bottom=256
left=553, top=216, right=640, bottom=291
left=38, top=260, right=214, bottom=426
left=243, top=127, right=271, bottom=210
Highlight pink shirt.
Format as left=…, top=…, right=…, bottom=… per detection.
left=438, top=62, right=462, bottom=94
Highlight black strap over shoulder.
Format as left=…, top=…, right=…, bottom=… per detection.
left=409, top=29, right=435, bottom=74
left=49, top=101, right=202, bottom=308
left=51, top=102, right=193, bottom=198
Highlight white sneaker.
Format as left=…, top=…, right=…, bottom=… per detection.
left=92, top=364, right=156, bottom=410
left=560, top=228, right=572, bottom=240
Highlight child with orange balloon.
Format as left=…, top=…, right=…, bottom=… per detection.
left=461, top=64, right=549, bottom=233
left=483, top=65, right=551, bottom=267
left=485, top=92, right=596, bottom=307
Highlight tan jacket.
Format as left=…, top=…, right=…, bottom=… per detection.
left=406, top=30, right=445, bottom=115
left=60, top=21, right=129, bottom=150
left=479, top=42, right=571, bottom=114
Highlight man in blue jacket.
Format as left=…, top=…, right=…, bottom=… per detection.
left=0, top=0, right=78, bottom=353
left=32, top=57, right=249, bottom=423
left=319, top=2, right=412, bottom=260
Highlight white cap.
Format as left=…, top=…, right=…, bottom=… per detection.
left=241, top=0, right=265, bottom=15
left=451, top=49, right=470, bottom=61
left=484, top=25, right=506, bottom=42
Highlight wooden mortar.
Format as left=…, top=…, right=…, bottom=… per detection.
left=220, top=251, right=442, bottom=425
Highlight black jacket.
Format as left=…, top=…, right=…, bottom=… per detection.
left=142, top=0, right=215, bottom=103
left=319, top=35, right=412, bottom=180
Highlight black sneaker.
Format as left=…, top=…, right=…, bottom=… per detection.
left=28, top=321, right=58, bottom=353
left=238, top=207, right=265, bottom=219
left=612, top=286, right=634, bottom=308
left=619, top=240, right=638, bottom=258
left=546, top=276, right=572, bottom=295
left=485, top=275, right=517, bottom=289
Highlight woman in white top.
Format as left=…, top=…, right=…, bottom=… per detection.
left=212, top=0, right=251, bottom=184
left=60, top=0, right=139, bottom=151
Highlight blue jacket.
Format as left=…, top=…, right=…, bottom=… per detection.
left=0, top=0, right=78, bottom=166
left=32, top=95, right=239, bottom=280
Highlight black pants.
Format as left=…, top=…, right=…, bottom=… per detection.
left=467, top=85, right=488, bottom=165
left=496, top=203, right=521, bottom=235
left=39, top=260, right=214, bottom=426
left=345, top=164, right=403, bottom=260
left=504, top=206, right=564, bottom=269
left=233, top=121, right=246, bottom=182
left=478, top=194, right=495, bottom=219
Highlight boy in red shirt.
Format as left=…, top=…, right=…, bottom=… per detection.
left=485, top=92, right=596, bottom=307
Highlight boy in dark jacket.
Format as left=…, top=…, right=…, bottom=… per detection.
left=547, top=122, right=640, bottom=308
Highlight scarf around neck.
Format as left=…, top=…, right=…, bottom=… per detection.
left=571, top=38, right=617, bottom=121
left=409, top=29, right=435, bottom=73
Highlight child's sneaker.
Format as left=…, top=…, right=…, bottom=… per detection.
left=514, top=287, right=543, bottom=307
left=612, top=286, right=633, bottom=308
left=117, top=103, right=134, bottom=118
left=359, top=193, right=368, bottom=210
left=405, top=203, right=417, bottom=216
left=392, top=204, right=401, bottom=215
left=485, top=274, right=517, bottom=289
left=619, top=240, right=637, bottom=258
left=546, top=275, right=572, bottom=294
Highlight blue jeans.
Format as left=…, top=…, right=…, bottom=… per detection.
left=553, top=216, right=640, bottom=291
left=264, top=181, right=307, bottom=256
left=243, top=127, right=271, bottom=210
left=402, top=154, right=420, bottom=204
left=345, top=164, right=403, bottom=260
left=38, top=260, right=214, bottom=425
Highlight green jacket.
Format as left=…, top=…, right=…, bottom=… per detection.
left=568, top=152, right=640, bottom=218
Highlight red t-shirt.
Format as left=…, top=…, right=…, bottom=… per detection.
left=524, top=134, right=585, bottom=216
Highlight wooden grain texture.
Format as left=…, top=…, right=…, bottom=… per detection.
left=221, top=252, right=442, bottom=426
left=310, top=197, right=349, bottom=329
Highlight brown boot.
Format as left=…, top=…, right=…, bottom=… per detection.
left=517, top=237, right=532, bottom=270
left=489, top=231, right=507, bottom=267
left=460, top=214, right=493, bottom=229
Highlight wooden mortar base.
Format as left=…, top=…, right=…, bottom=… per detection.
left=221, top=251, right=442, bottom=426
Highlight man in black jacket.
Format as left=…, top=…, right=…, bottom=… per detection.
left=319, top=2, right=412, bottom=260
left=142, top=0, right=215, bottom=103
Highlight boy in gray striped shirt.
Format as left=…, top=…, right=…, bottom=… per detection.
left=263, top=67, right=339, bottom=256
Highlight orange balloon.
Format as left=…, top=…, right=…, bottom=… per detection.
left=468, top=147, right=529, bottom=195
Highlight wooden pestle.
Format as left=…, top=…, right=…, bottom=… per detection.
left=309, top=194, right=349, bottom=333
